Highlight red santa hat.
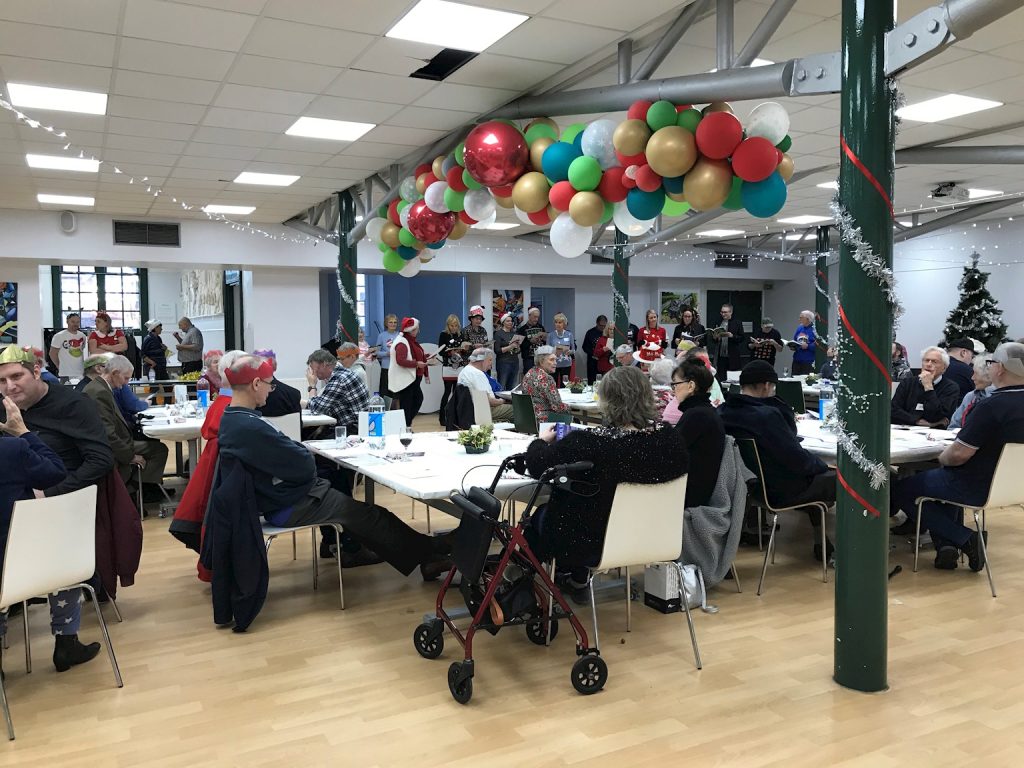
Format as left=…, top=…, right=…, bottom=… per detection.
left=632, top=341, right=663, bottom=364
left=401, top=317, right=419, bottom=333
left=468, top=305, right=485, bottom=319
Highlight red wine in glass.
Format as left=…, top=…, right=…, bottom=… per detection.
left=400, top=435, right=413, bottom=450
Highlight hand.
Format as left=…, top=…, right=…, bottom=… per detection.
left=915, top=419, right=931, bottom=427
left=416, top=361, right=427, bottom=369
left=0, top=396, right=28, bottom=436
left=130, top=454, right=147, bottom=468
left=33, top=489, right=45, bottom=499
left=539, top=425, right=557, bottom=444
left=919, top=370, right=934, bottom=390
left=305, top=366, right=317, bottom=387
left=175, top=344, right=185, bottom=351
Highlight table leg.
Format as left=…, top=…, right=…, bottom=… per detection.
left=175, top=442, right=184, bottom=476
left=188, top=438, right=199, bottom=474
left=364, top=476, right=375, bottom=506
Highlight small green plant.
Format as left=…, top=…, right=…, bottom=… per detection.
left=567, top=378, right=586, bottom=394
left=457, top=423, right=493, bottom=450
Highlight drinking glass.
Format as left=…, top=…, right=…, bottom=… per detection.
left=334, top=425, right=347, bottom=447
left=399, top=425, right=413, bottom=458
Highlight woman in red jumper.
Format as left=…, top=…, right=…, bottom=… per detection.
left=390, top=317, right=429, bottom=427
left=637, top=308, right=667, bottom=350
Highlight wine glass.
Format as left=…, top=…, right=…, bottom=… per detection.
left=399, top=425, right=413, bottom=458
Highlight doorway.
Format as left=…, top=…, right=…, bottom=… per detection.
left=223, top=270, right=243, bottom=351
left=706, top=289, right=762, bottom=368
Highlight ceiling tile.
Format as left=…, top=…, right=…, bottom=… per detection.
left=227, top=55, right=342, bottom=93
left=488, top=17, right=621, bottom=65
left=325, top=70, right=436, bottom=105
left=201, top=106, right=296, bottom=133
left=0, top=0, right=122, bottom=33
left=542, top=0, right=682, bottom=32
left=106, top=116, right=198, bottom=141
left=122, top=0, right=256, bottom=51
left=350, top=38, right=445, bottom=78
left=243, top=18, right=375, bottom=68
left=116, top=37, right=237, bottom=81
left=0, top=21, right=116, bottom=68
left=167, top=0, right=268, bottom=13
left=262, top=0, right=411, bottom=35
left=340, top=141, right=417, bottom=160
left=113, top=70, right=221, bottom=105
left=360, top=124, right=447, bottom=147
left=414, top=82, right=519, bottom=112
left=252, top=148, right=335, bottom=165
left=0, top=56, right=111, bottom=92
left=446, top=53, right=563, bottom=91
left=104, top=134, right=188, bottom=155
left=304, top=95, right=403, bottom=124
left=189, top=126, right=277, bottom=148
left=214, top=84, right=317, bottom=116
left=389, top=105, right=478, bottom=132
left=183, top=142, right=262, bottom=161
left=108, top=95, right=208, bottom=124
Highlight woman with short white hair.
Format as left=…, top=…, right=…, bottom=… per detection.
left=521, top=345, right=570, bottom=423
left=649, top=356, right=676, bottom=421
left=949, top=354, right=995, bottom=429
left=547, top=312, right=576, bottom=387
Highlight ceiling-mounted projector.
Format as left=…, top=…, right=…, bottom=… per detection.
left=930, top=182, right=970, bottom=201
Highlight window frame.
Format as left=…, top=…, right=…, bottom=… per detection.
left=51, top=265, right=149, bottom=332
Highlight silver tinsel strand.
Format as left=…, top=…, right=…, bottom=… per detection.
left=335, top=270, right=359, bottom=338
left=830, top=197, right=904, bottom=323
left=822, top=409, right=890, bottom=490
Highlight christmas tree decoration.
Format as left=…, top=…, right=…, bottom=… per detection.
left=942, top=253, right=1008, bottom=352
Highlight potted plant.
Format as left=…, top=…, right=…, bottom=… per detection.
left=566, top=378, right=587, bottom=394
left=457, top=424, right=494, bottom=454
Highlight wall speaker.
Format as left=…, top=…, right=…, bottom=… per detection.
left=59, top=210, right=77, bottom=234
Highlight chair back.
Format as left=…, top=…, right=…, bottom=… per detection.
left=891, top=382, right=900, bottom=398
left=593, top=476, right=689, bottom=571
left=984, top=443, right=1024, bottom=509
left=735, top=438, right=770, bottom=506
left=775, top=380, right=805, bottom=413
left=262, top=412, right=302, bottom=441
left=0, top=485, right=98, bottom=610
left=469, top=387, right=492, bottom=426
left=511, top=392, right=538, bottom=434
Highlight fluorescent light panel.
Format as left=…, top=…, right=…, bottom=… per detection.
left=203, top=204, right=255, bottom=215
left=781, top=233, right=808, bottom=241
left=709, top=58, right=773, bottom=73
left=968, top=188, right=1002, bottom=199
left=696, top=229, right=745, bottom=237
left=479, top=222, right=518, bottom=230
left=7, top=83, right=107, bottom=115
left=285, top=116, right=375, bottom=142
left=896, top=94, right=1002, bottom=123
left=37, top=193, right=94, bottom=206
left=777, top=214, right=832, bottom=225
left=816, top=181, right=839, bottom=190
left=26, top=154, right=99, bottom=172
left=386, top=0, right=528, bottom=52
left=233, top=171, right=300, bottom=186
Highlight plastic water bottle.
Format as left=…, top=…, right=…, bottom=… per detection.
left=147, top=368, right=156, bottom=383
left=196, top=377, right=210, bottom=413
left=367, top=391, right=386, bottom=451
left=819, top=380, right=835, bottom=421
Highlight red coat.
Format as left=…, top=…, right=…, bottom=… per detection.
left=95, top=470, right=143, bottom=600
left=594, top=336, right=614, bottom=374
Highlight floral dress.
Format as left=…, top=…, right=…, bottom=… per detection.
left=521, top=366, right=570, bottom=422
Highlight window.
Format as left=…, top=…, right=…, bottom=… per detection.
left=356, top=272, right=366, bottom=332
left=53, top=265, right=147, bottom=330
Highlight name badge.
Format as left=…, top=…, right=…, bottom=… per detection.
left=915, top=403, right=924, bottom=411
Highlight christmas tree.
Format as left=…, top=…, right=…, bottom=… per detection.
left=943, top=254, right=1008, bottom=352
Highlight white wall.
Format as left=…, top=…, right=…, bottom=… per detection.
left=247, top=269, right=321, bottom=380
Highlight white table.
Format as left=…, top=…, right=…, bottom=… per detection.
left=557, top=389, right=603, bottom=424
left=796, top=419, right=956, bottom=465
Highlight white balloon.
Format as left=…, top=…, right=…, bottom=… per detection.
left=399, top=258, right=422, bottom=278
left=399, top=175, right=419, bottom=202
left=625, top=164, right=639, bottom=180
left=746, top=101, right=790, bottom=146
left=399, top=204, right=412, bottom=229
left=365, top=217, right=386, bottom=245
left=419, top=250, right=435, bottom=262
left=612, top=202, right=655, bottom=236
left=463, top=188, right=496, bottom=221
left=549, top=212, right=591, bottom=258
left=471, top=210, right=498, bottom=228
left=424, top=181, right=450, bottom=213
left=580, top=119, right=618, bottom=169
left=513, top=206, right=534, bottom=225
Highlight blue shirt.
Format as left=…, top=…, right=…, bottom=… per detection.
left=375, top=330, right=400, bottom=369
left=792, top=324, right=816, bottom=364
left=113, top=383, right=149, bottom=423
left=547, top=329, right=575, bottom=368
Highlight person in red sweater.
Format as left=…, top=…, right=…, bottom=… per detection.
left=637, top=309, right=667, bottom=350
left=390, top=317, right=430, bottom=427
left=593, top=322, right=617, bottom=375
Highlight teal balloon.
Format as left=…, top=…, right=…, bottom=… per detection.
left=741, top=171, right=787, bottom=218
left=662, top=197, right=690, bottom=217
left=462, top=168, right=483, bottom=190
left=397, top=245, right=419, bottom=261
left=677, top=108, right=702, bottom=133
left=455, top=141, right=466, bottom=166
left=646, top=100, right=677, bottom=131
left=427, top=239, right=446, bottom=250
left=572, top=131, right=584, bottom=152
left=561, top=122, right=586, bottom=143
left=626, top=188, right=664, bottom=220
left=542, top=142, right=582, bottom=183
left=444, top=186, right=465, bottom=212
left=382, top=249, right=404, bottom=272
left=662, top=175, right=684, bottom=194
left=567, top=156, right=602, bottom=191
left=776, top=134, right=792, bottom=153
left=525, top=123, right=558, bottom=144
left=723, top=176, right=744, bottom=210
left=600, top=201, right=614, bottom=224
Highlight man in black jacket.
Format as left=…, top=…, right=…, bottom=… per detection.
left=253, top=348, right=301, bottom=418
left=720, top=360, right=834, bottom=561
left=891, top=346, right=961, bottom=427
left=580, top=315, right=607, bottom=385
left=711, top=304, right=744, bottom=383
left=944, top=338, right=976, bottom=399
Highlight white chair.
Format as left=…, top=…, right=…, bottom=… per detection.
left=0, top=486, right=122, bottom=740
left=262, top=522, right=345, bottom=610
left=912, top=443, right=1024, bottom=597
left=262, top=412, right=302, bottom=442
left=469, top=388, right=492, bottom=426
left=584, top=476, right=704, bottom=669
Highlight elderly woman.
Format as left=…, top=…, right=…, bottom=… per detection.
left=524, top=365, right=688, bottom=589
left=949, top=354, right=995, bottom=429
left=521, top=345, right=571, bottom=423
left=493, top=312, right=520, bottom=391
left=438, top=314, right=464, bottom=425
left=141, top=318, right=167, bottom=381
left=199, top=349, right=224, bottom=392
left=88, top=311, right=127, bottom=354
left=671, top=359, right=726, bottom=508
left=648, top=357, right=676, bottom=420
left=375, top=313, right=401, bottom=399
left=547, top=313, right=576, bottom=387
left=461, top=305, right=489, bottom=349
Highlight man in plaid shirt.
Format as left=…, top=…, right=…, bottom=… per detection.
left=305, top=349, right=369, bottom=434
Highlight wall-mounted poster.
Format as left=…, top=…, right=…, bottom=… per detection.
left=0, top=282, right=16, bottom=344
left=492, top=289, right=525, bottom=330
left=181, top=270, right=224, bottom=317
left=660, top=290, right=700, bottom=323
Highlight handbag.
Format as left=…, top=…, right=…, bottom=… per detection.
left=671, top=562, right=718, bottom=614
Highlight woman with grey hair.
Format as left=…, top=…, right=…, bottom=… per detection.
left=523, top=365, right=688, bottom=592
left=547, top=312, right=575, bottom=387
left=949, top=354, right=995, bottom=429
left=648, top=356, right=676, bottom=420
left=520, top=345, right=570, bottom=423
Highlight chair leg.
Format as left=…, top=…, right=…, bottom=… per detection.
left=672, top=562, right=702, bottom=670
left=311, top=529, right=319, bottom=591
left=80, top=583, right=122, bottom=688
left=107, top=597, right=123, bottom=623
left=0, top=670, right=13, bottom=740
left=757, top=513, right=778, bottom=596
left=819, top=505, right=828, bottom=584
left=974, top=510, right=996, bottom=598
left=22, top=604, right=29, bottom=674
left=332, top=524, right=345, bottom=610
left=588, top=574, right=600, bottom=652
left=292, top=531, right=297, bottom=561
left=265, top=534, right=275, bottom=553
left=624, top=565, right=631, bottom=633
left=731, top=563, right=742, bottom=593
left=757, top=506, right=764, bottom=551
left=546, top=558, right=557, bottom=646
left=426, top=505, right=431, bottom=534
left=913, top=499, right=924, bottom=572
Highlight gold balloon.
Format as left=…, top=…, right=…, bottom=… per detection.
left=431, top=155, right=445, bottom=180
left=547, top=204, right=559, bottom=221
left=666, top=190, right=688, bottom=203
left=511, top=172, right=550, bottom=213
left=419, top=252, right=434, bottom=263
left=448, top=219, right=468, bottom=240
left=494, top=194, right=515, bottom=210
left=530, top=136, right=555, bottom=172
left=702, top=101, right=734, bottom=115
left=682, top=158, right=733, bottom=211
left=416, top=173, right=429, bottom=195
left=645, top=126, right=697, bottom=178
left=525, top=117, right=559, bottom=134
left=381, top=222, right=401, bottom=249
left=568, top=191, right=604, bottom=227
left=777, top=152, right=795, bottom=183
left=612, top=119, right=652, bottom=156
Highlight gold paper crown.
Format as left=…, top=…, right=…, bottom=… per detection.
left=0, top=345, right=35, bottom=365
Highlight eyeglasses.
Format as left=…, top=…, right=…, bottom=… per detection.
left=985, top=359, right=1002, bottom=368
left=671, top=379, right=689, bottom=388
left=259, top=378, right=277, bottom=391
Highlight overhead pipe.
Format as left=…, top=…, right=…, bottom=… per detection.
left=896, top=145, right=1024, bottom=164
left=893, top=197, right=1018, bottom=242
left=717, top=0, right=735, bottom=71
left=944, top=0, right=1024, bottom=40
left=631, top=0, right=711, bottom=81
left=732, top=0, right=798, bottom=67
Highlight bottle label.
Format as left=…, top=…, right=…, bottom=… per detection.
left=197, top=390, right=209, bottom=408
left=368, top=412, right=383, bottom=437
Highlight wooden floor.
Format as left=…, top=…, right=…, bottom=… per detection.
left=4, top=416, right=1024, bottom=766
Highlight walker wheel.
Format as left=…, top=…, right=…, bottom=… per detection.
left=448, top=662, right=473, bottom=704
left=525, top=618, right=559, bottom=645
left=570, top=654, right=608, bottom=695
left=413, top=622, right=444, bottom=659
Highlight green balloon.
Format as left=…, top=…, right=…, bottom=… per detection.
left=662, top=197, right=691, bottom=217
left=377, top=241, right=389, bottom=253
left=444, top=186, right=465, bottom=212
left=378, top=204, right=388, bottom=218
left=776, top=134, right=792, bottom=153
left=676, top=108, right=702, bottom=133
left=561, top=122, right=586, bottom=143
left=396, top=199, right=409, bottom=213
left=382, top=248, right=404, bottom=273
left=567, top=155, right=602, bottom=191
left=398, top=227, right=419, bottom=248
left=526, top=123, right=558, bottom=144
left=600, top=201, right=614, bottom=224
left=455, top=141, right=466, bottom=166
left=723, top=176, right=744, bottom=210
left=462, top=168, right=482, bottom=190
left=647, top=100, right=678, bottom=131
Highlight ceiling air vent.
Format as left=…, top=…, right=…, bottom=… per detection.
left=113, top=220, right=180, bottom=247
left=714, top=253, right=749, bottom=269
left=410, top=48, right=478, bottom=81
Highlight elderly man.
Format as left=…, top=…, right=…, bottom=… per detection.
left=711, top=304, right=744, bottom=382
left=894, top=342, right=1024, bottom=570
left=517, top=307, right=547, bottom=373
left=336, top=342, right=368, bottom=389
left=789, top=310, right=817, bottom=375
left=173, top=317, right=204, bottom=374
left=306, top=348, right=369, bottom=436
left=944, top=338, right=976, bottom=398
left=457, top=348, right=515, bottom=422
left=720, top=360, right=835, bottom=561
left=76, top=353, right=111, bottom=392
left=749, top=317, right=784, bottom=367
left=0, top=345, right=111, bottom=671
left=615, top=343, right=638, bottom=368
left=49, top=312, right=89, bottom=380
left=891, top=346, right=961, bottom=427
left=83, top=354, right=168, bottom=499
left=950, top=355, right=995, bottom=429
left=253, top=348, right=300, bottom=418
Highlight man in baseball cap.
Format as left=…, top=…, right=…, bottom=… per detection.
left=945, top=337, right=977, bottom=398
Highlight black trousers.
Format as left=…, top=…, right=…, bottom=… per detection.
left=399, top=377, right=424, bottom=427
left=586, top=357, right=598, bottom=385
left=776, top=470, right=837, bottom=526
left=439, top=379, right=456, bottom=423
left=555, top=366, right=572, bottom=388
left=379, top=367, right=392, bottom=398
left=284, top=479, right=437, bottom=576
left=792, top=361, right=814, bottom=376
left=180, top=360, right=202, bottom=374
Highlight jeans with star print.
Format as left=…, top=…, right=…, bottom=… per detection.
left=0, top=588, right=81, bottom=636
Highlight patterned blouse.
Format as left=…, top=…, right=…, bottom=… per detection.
left=521, top=366, right=570, bottom=422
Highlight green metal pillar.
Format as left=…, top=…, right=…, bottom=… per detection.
left=815, top=225, right=830, bottom=370
left=336, top=191, right=359, bottom=344
left=612, top=229, right=630, bottom=355
left=834, top=0, right=894, bottom=692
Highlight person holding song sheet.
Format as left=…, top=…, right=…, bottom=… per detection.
left=493, top=312, right=523, bottom=390
left=671, top=307, right=706, bottom=351
left=547, top=313, right=575, bottom=388
left=749, top=317, right=784, bottom=367
left=710, top=304, right=744, bottom=383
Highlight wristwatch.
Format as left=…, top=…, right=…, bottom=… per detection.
left=307, top=385, right=316, bottom=393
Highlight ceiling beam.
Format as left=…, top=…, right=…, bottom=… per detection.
left=892, top=197, right=1018, bottom=242
left=733, top=0, right=797, bottom=67
left=717, top=0, right=734, bottom=72
left=896, top=145, right=1024, bottom=164
left=630, top=0, right=710, bottom=82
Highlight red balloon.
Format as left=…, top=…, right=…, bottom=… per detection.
left=695, top=111, right=743, bottom=160
left=776, top=148, right=784, bottom=163
left=622, top=173, right=637, bottom=190
left=615, top=150, right=647, bottom=167
left=459, top=210, right=478, bottom=225
left=463, top=121, right=530, bottom=188
left=491, top=183, right=514, bottom=197
left=732, top=137, right=780, bottom=182
left=414, top=163, right=432, bottom=178
left=407, top=199, right=456, bottom=244
left=387, top=198, right=402, bottom=226
left=627, top=100, right=652, bottom=121
left=527, top=208, right=551, bottom=226
left=598, top=167, right=628, bottom=203
left=635, top=164, right=663, bottom=193
left=549, top=180, right=576, bottom=211
left=446, top=166, right=468, bottom=192
left=675, top=104, right=692, bottom=112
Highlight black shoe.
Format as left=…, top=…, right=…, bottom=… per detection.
left=962, top=531, right=986, bottom=573
left=891, top=519, right=917, bottom=537
left=420, top=558, right=453, bottom=582
left=339, top=548, right=384, bottom=568
left=934, top=546, right=959, bottom=570
left=813, top=537, right=835, bottom=563
left=319, top=540, right=337, bottom=559
left=53, top=634, right=101, bottom=672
